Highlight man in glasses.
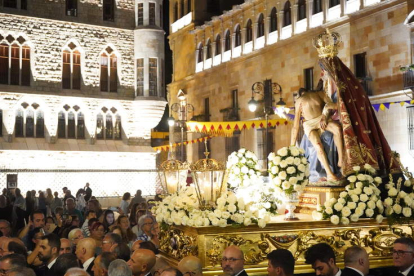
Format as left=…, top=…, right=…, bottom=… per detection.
left=178, top=256, right=202, bottom=276
left=393, top=237, right=414, bottom=276
left=221, top=245, right=247, bottom=276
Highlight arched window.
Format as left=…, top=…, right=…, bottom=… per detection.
left=298, top=0, right=306, bottom=20
left=58, top=111, right=66, bottom=138
left=329, top=0, right=340, bottom=7
left=246, top=20, right=253, bottom=43
left=15, top=109, right=24, bottom=137
left=197, top=43, right=203, bottom=63
left=96, top=109, right=122, bottom=140
left=215, top=35, right=221, bottom=56
left=68, top=111, right=76, bottom=138
left=313, top=0, right=322, bottom=14
left=206, top=39, right=212, bottom=59
left=235, top=25, right=241, bottom=47
left=0, top=35, right=30, bottom=86
left=62, top=42, right=81, bottom=90
left=15, top=106, right=45, bottom=138
left=100, top=47, right=117, bottom=93
left=25, top=109, right=34, bottom=137
left=283, top=1, right=292, bottom=27
left=174, top=2, right=178, bottom=21
left=270, top=8, right=278, bottom=32
left=180, top=0, right=184, bottom=18
left=225, top=30, right=231, bottom=52
left=77, top=112, right=85, bottom=139
left=257, top=14, right=265, bottom=38
left=103, top=0, right=115, bottom=21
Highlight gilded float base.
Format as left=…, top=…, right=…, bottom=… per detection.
left=159, top=214, right=413, bottom=275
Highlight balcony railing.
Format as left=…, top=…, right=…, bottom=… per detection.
left=403, top=70, right=414, bottom=91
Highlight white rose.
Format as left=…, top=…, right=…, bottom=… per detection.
left=338, top=198, right=346, bottom=205
left=271, top=166, right=278, bottom=175
left=282, top=181, right=291, bottom=190
left=279, top=171, right=287, bottom=180
left=239, top=148, right=246, bottom=153
left=355, top=188, right=362, bottom=195
left=351, top=194, right=359, bottom=202
left=360, top=194, right=369, bottom=202
left=294, top=184, right=303, bottom=192
left=399, top=191, right=407, bottom=198
left=334, top=202, right=343, bottom=211
left=376, top=214, right=384, bottom=223
left=325, top=207, right=333, bottom=215
left=330, top=215, right=340, bottom=225
left=273, top=156, right=281, bottom=165
left=341, top=207, right=351, bottom=217
left=393, top=204, right=402, bottom=214
left=356, top=182, right=363, bottom=189
left=301, top=157, right=308, bottom=164
left=241, top=166, right=249, bottom=174
left=348, top=175, right=357, bottom=182
left=404, top=197, right=413, bottom=206
left=243, top=218, right=252, bottom=226
left=388, top=188, right=398, bottom=197
left=405, top=179, right=412, bottom=187
left=340, top=191, right=348, bottom=198
left=221, top=211, right=231, bottom=219
left=289, top=177, right=298, bottom=185
left=258, top=219, right=266, bottom=228
left=291, top=148, right=300, bottom=156
left=312, top=210, right=323, bottom=221
left=287, top=166, right=296, bottom=174
left=227, top=204, right=237, bottom=213
left=353, top=166, right=361, bottom=171
left=211, top=218, right=219, bottom=226
left=376, top=200, right=383, bottom=209
left=364, top=164, right=372, bottom=170
left=375, top=177, right=382, bottom=184
left=357, top=174, right=366, bottom=181
left=384, top=197, right=393, bottom=206
left=350, top=214, right=360, bottom=222
left=341, top=217, right=350, bottom=225
left=355, top=208, right=364, bottom=216
left=403, top=207, right=412, bottom=217
left=294, top=158, right=301, bottom=166
left=365, top=208, right=374, bottom=217
left=358, top=202, right=367, bottom=210
left=268, top=152, right=275, bottom=160
left=273, top=177, right=282, bottom=185
left=218, top=219, right=227, bottom=227
left=298, top=164, right=306, bottom=172
left=286, top=157, right=295, bottom=165
left=347, top=202, right=356, bottom=209
left=367, top=201, right=376, bottom=209
left=227, top=194, right=237, bottom=205
left=364, top=187, right=373, bottom=196
left=277, top=147, right=288, bottom=157
left=214, top=209, right=222, bottom=217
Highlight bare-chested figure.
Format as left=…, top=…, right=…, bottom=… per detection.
left=290, top=89, right=344, bottom=182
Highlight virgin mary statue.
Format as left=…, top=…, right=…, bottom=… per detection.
left=313, top=30, right=400, bottom=176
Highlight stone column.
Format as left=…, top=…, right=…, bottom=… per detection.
left=340, top=0, right=346, bottom=16
left=253, top=22, right=257, bottom=48
left=242, top=27, right=246, bottom=53
left=307, top=0, right=312, bottom=30
left=231, top=33, right=236, bottom=57
left=323, top=0, right=329, bottom=23
left=265, top=16, right=270, bottom=44
left=292, top=3, right=298, bottom=34
left=278, top=11, right=284, bottom=38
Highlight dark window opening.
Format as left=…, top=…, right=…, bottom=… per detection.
left=204, top=98, right=210, bottom=122
left=66, top=0, right=77, bottom=16
left=313, top=0, right=322, bottom=14
left=257, top=14, right=265, bottom=38
left=58, top=111, right=66, bottom=138
left=138, top=3, right=144, bottom=26
left=298, top=0, right=306, bottom=20
left=304, top=67, right=314, bottom=91
left=15, top=110, right=23, bottom=137
left=215, top=35, right=221, bottom=56
left=103, top=0, right=115, bottom=21
left=225, top=31, right=231, bottom=52
left=270, top=8, right=277, bottom=32
left=235, top=26, right=241, bottom=47
left=329, top=0, right=340, bottom=7
left=149, top=3, right=156, bottom=25
left=246, top=20, right=253, bottom=43
left=283, top=1, right=292, bottom=27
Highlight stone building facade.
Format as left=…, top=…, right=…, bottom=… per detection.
left=0, top=0, right=166, bottom=196
left=168, top=0, right=414, bottom=172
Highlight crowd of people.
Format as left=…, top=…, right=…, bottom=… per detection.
left=0, top=184, right=413, bottom=276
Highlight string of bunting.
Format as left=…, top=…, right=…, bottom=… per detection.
left=186, top=118, right=290, bottom=137
left=371, top=99, right=414, bottom=112
left=153, top=136, right=213, bottom=152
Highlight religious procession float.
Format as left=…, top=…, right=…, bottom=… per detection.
left=153, top=30, right=414, bottom=275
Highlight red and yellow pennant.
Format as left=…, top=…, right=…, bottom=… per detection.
left=186, top=119, right=290, bottom=137
left=153, top=136, right=213, bottom=152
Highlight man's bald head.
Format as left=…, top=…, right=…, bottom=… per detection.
left=344, top=246, right=369, bottom=276
left=178, top=256, right=202, bottom=276
left=75, top=238, right=96, bottom=263
left=151, top=257, right=170, bottom=276
left=64, top=267, right=90, bottom=276
left=127, top=249, right=156, bottom=276
left=222, top=245, right=244, bottom=276
left=60, top=239, right=72, bottom=255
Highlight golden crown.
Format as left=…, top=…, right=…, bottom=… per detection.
left=312, top=29, right=341, bottom=58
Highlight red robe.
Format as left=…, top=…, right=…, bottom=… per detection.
left=319, top=56, right=400, bottom=176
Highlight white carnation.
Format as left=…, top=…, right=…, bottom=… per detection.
left=403, top=207, right=412, bottom=217
left=384, top=197, right=393, bottom=206
left=374, top=177, right=382, bottom=184
left=294, top=158, right=301, bottom=166
left=367, top=201, right=376, bottom=209
left=393, top=204, right=402, bottom=214
left=227, top=204, right=237, bottom=213
left=388, top=188, right=398, bottom=197
left=405, top=179, right=412, bottom=187
left=360, top=194, right=369, bottom=202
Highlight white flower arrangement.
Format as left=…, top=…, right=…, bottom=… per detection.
left=383, top=174, right=414, bottom=223
left=268, top=146, right=310, bottom=195
left=227, top=148, right=262, bottom=189
left=312, top=164, right=384, bottom=225
left=152, top=185, right=272, bottom=228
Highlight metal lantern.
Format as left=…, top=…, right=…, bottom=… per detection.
left=158, top=159, right=189, bottom=195
left=190, top=141, right=226, bottom=210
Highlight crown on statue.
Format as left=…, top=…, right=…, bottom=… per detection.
left=312, top=29, right=341, bottom=58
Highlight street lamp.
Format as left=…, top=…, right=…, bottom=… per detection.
left=248, top=79, right=285, bottom=172
left=169, top=89, right=194, bottom=161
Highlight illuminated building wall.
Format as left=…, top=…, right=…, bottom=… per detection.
left=168, top=0, right=414, bottom=172
left=0, top=0, right=166, bottom=195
